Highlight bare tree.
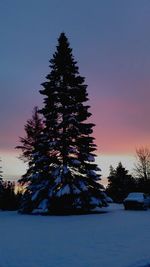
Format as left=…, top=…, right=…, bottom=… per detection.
left=134, top=147, right=150, bottom=180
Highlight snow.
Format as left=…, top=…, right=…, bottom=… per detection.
left=54, top=175, right=61, bottom=184
left=68, top=147, right=77, bottom=153
left=0, top=204, right=150, bottom=267
left=32, top=199, right=49, bottom=214
left=87, top=154, right=95, bottom=162
left=52, top=167, right=60, bottom=177
left=30, top=173, right=40, bottom=179
left=90, top=196, right=102, bottom=206
left=31, top=190, right=41, bottom=201
left=71, top=159, right=81, bottom=166
left=72, top=185, right=81, bottom=194
left=102, top=192, right=113, bottom=203
left=38, top=199, right=48, bottom=210
left=56, top=184, right=71, bottom=196
left=88, top=170, right=97, bottom=177
left=124, top=192, right=145, bottom=202
left=79, top=181, right=88, bottom=191
left=34, top=155, right=49, bottom=163
left=62, top=165, right=69, bottom=174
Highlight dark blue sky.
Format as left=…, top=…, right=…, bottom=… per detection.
left=0, top=0, right=150, bottom=177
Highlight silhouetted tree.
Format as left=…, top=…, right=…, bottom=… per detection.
left=0, top=159, right=3, bottom=206
left=0, top=160, right=20, bottom=210
left=106, top=162, right=136, bottom=203
left=0, top=181, right=20, bottom=210
left=133, top=147, right=150, bottom=193
left=16, top=106, right=44, bottom=162
left=134, top=147, right=150, bottom=194
left=16, top=106, right=51, bottom=213
left=16, top=106, right=46, bottom=187
left=0, top=158, right=3, bottom=180
left=19, top=32, right=107, bottom=214
left=134, top=147, right=150, bottom=180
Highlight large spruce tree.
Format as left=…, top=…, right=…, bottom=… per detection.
left=38, top=32, right=106, bottom=213
left=19, top=33, right=107, bottom=214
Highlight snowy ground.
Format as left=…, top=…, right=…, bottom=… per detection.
left=0, top=204, right=150, bottom=267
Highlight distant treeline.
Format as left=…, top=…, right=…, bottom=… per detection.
left=106, top=148, right=150, bottom=203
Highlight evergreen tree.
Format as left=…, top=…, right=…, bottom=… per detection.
left=106, top=162, right=135, bottom=203
left=0, top=158, right=3, bottom=180
left=16, top=106, right=51, bottom=213
left=16, top=106, right=44, bottom=162
left=0, top=159, right=3, bottom=206
left=19, top=33, right=107, bottom=214
left=40, top=32, right=107, bottom=213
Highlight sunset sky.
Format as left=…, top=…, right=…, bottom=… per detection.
left=0, top=0, right=150, bottom=181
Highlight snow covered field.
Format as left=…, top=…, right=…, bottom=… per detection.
left=0, top=204, right=150, bottom=267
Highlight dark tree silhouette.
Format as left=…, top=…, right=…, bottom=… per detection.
left=0, top=181, right=20, bottom=210
left=134, top=147, right=150, bottom=180
left=16, top=106, right=51, bottom=213
left=0, top=158, right=3, bottom=180
left=18, top=33, right=107, bottom=214
left=16, top=106, right=44, bottom=162
left=106, top=162, right=136, bottom=203
left=0, top=159, right=3, bottom=206
left=134, top=147, right=150, bottom=194
left=0, top=160, right=19, bottom=210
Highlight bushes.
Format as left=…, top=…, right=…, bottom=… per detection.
left=0, top=181, right=21, bottom=211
